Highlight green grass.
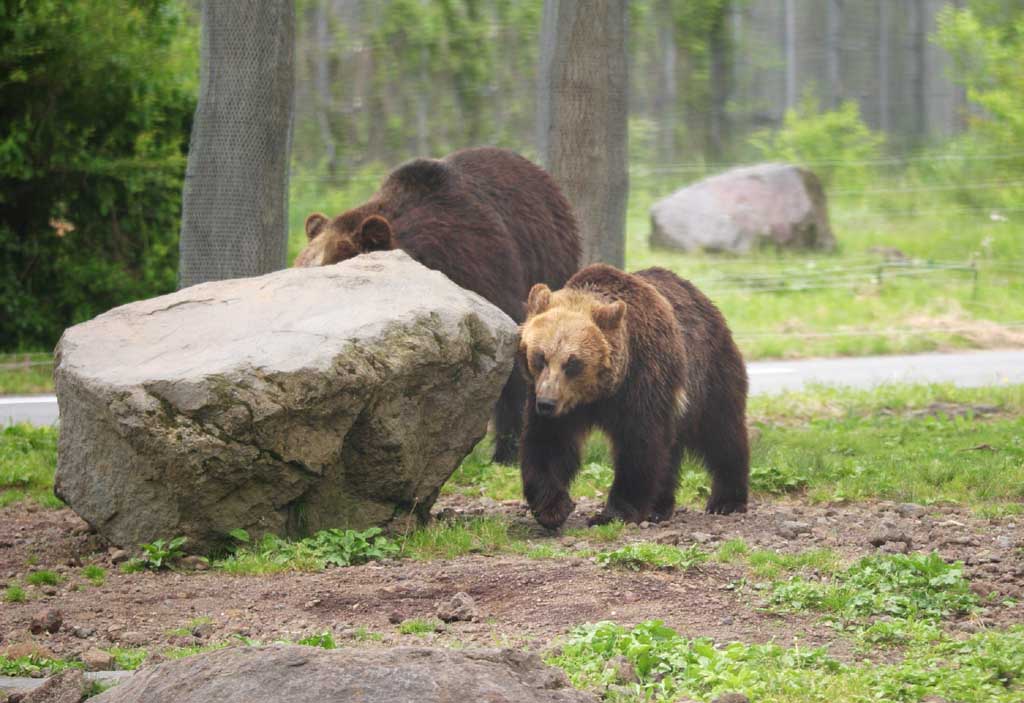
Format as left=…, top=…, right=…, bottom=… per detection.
left=549, top=620, right=1024, bottom=703
left=625, top=176, right=1024, bottom=361
left=446, top=384, right=1024, bottom=512
left=0, top=352, right=53, bottom=395
left=106, top=647, right=148, bottom=671
left=712, top=539, right=840, bottom=580
left=4, top=585, right=26, bottom=602
left=26, top=569, right=60, bottom=586
left=566, top=520, right=626, bottom=543
left=398, top=516, right=522, bottom=560
left=82, top=564, right=106, bottom=586
left=351, top=627, right=384, bottom=642
left=398, top=618, right=443, bottom=635
left=0, top=424, right=60, bottom=508
left=596, top=543, right=707, bottom=571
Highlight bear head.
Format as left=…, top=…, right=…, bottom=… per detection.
left=293, top=212, right=395, bottom=267
left=519, top=283, right=628, bottom=418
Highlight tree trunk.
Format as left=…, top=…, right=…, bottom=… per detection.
left=826, top=0, right=841, bottom=109
left=911, top=0, right=928, bottom=142
left=178, top=0, right=295, bottom=288
left=315, top=0, right=337, bottom=173
left=784, top=0, right=796, bottom=109
left=537, top=0, right=628, bottom=268
left=878, top=0, right=889, bottom=132
left=708, top=1, right=732, bottom=161
left=655, top=0, right=676, bottom=165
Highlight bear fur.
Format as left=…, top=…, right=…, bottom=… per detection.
left=295, top=147, right=580, bottom=464
left=518, top=264, right=749, bottom=529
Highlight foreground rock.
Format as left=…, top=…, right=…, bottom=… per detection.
left=54, top=251, right=517, bottom=552
left=649, top=163, right=835, bottom=253
left=92, top=645, right=597, bottom=703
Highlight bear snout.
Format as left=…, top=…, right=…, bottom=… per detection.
left=535, top=398, right=558, bottom=416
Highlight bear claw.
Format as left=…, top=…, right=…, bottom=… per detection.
left=705, top=498, right=748, bottom=515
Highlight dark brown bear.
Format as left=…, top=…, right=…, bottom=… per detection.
left=295, top=147, right=580, bottom=464
left=518, top=264, right=749, bottom=529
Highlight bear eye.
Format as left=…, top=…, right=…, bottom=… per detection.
left=563, top=356, right=583, bottom=377
left=531, top=352, right=546, bottom=371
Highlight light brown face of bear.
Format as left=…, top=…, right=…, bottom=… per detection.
left=293, top=212, right=396, bottom=267
left=519, top=284, right=627, bottom=418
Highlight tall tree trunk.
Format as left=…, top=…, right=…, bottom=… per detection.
left=708, top=1, right=732, bottom=161
left=178, top=0, right=295, bottom=288
left=655, top=0, right=676, bottom=165
left=315, top=0, right=337, bottom=173
left=537, top=0, right=628, bottom=268
left=784, top=0, right=796, bottom=109
left=826, top=0, right=841, bottom=109
left=911, top=0, right=928, bottom=142
left=878, top=0, right=889, bottom=132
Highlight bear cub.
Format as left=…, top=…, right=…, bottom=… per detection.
left=518, top=264, right=749, bottom=529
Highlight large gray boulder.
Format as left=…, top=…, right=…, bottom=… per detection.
left=92, top=645, right=597, bottom=703
left=650, top=163, right=835, bottom=253
left=54, top=251, right=517, bottom=552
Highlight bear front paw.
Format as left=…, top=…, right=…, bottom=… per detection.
left=532, top=493, right=575, bottom=530
left=705, top=495, right=748, bottom=515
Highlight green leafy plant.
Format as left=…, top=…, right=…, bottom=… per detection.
left=550, top=620, right=1024, bottom=703
left=134, top=536, right=188, bottom=571
left=768, top=552, right=978, bottom=623
left=305, top=527, right=398, bottom=567
left=0, top=653, right=83, bottom=677
left=296, top=631, right=336, bottom=649
left=596, top=543, right=707, bottom=571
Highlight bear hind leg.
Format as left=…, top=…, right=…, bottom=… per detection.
left=692, top=408, right=749, bottom=515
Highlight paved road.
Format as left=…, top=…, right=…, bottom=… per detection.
left=3, top=349, right=1024, bottom=426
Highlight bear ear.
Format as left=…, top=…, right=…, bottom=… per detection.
left=526, top=284, right=552, bottom=317
left=305, top=213, right=328, bottom=241
left=592, top=300, right=626, bottom=332
left=354, top=215, right=394, bottom=253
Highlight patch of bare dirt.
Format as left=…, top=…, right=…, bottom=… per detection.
left=1, top=496, right=1021, bottom=668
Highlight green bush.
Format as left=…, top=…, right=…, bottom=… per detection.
left=748, top=91, right=885, bottom=190
left=0, top=0, right=198, bottom=350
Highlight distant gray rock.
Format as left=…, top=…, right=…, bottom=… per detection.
left=54, top=251, right=516, bottom=552
left=650, top=163, right=835, bottom=253
left=92, top=645, right=597, bottom=703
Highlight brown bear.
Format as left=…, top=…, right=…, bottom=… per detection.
left=517, top=264, right=749, bottom=529
left=295, top=147, right=580, bottom=464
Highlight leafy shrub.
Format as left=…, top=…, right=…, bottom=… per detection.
left=0, top=0, right=198, bottom=350
left=748, top=91, right=885, bottom=190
